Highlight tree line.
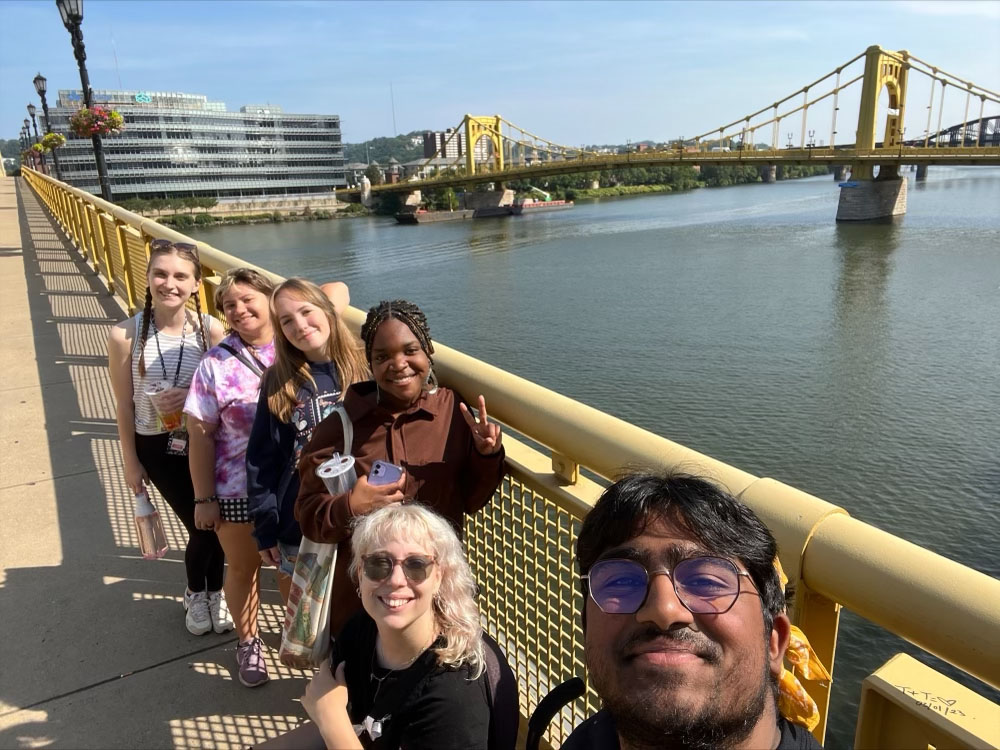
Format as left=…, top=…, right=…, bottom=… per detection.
left=116, top=196, right=218, bottom=214
left=506, top=163, right=830, bottom=199
left=413, top=163, right=831, bottom=209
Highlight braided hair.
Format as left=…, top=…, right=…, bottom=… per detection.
left=360, top=299, right=435, bottom=366
left=137, top=241, right=207, bottom=377
left=193, top=293, right=209, bottom=355
left=137, top=288, right=153, bottom=377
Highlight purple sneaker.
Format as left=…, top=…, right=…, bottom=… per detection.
left=237, top=637, right=269, bottom=688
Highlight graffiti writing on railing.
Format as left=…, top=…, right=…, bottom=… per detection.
left=894, top=685, right=966, bottom=718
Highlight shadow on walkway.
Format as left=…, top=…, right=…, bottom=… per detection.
left=0, top=179, right=308, bottom=749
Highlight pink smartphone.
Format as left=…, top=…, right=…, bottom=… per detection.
left=369, top=459, right=404, bottom=486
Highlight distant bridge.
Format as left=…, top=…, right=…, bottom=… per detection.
left=346, top=46, right=999, bottom=221
left=902, top=115, right=999, bottom=148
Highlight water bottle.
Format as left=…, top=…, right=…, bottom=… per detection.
left=134, top=487, right=168, bottom=560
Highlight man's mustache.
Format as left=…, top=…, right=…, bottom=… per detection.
left=620, top=625, right=722, bottom=664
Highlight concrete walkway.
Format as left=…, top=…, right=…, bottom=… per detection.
left=0, top=176, right=310, bottom=749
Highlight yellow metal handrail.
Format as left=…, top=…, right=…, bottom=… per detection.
left=20, top=167, right=1000, bottom=747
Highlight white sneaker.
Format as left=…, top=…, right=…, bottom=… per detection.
left=184, top=589, right=212, bottom=635
left=208, top=590, right=234, bottom=634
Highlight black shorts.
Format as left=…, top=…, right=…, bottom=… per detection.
left=218, top=497, right=250, bottom=524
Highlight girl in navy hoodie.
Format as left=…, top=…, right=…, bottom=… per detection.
left=246, top=278, right=368, bottom=600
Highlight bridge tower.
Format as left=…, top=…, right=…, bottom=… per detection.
left=837, top=46, right=910, bottom=220
left=464, top=115, right=505, bottom=175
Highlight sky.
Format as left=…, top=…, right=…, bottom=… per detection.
left=2, top=0, right=999, bottom=148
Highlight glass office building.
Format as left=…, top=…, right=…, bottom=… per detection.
left=48, top=90, right=345, bottom=199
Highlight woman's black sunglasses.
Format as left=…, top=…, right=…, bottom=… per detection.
left=362, top=554, right=436, bottom=584
left=150, top=238, right=199, bottom=255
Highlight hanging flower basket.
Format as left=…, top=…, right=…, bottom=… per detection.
left=31, top=143, right=45, bottom=154
left=40, top=132, right=67, bottom=151
left=69, top=106, right=125, bottom=138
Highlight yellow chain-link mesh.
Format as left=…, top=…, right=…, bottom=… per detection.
left=465, top=473, right=600, bottom=747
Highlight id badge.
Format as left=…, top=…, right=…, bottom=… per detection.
left=166, top=428, right=189, bottom=456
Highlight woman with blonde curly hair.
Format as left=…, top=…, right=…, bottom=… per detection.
left=301, top=503, right=517, bottom=750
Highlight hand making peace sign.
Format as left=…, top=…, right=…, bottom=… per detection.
left=460, top=395, right=503, bottom=456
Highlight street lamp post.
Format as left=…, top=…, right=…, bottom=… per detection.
left=23, top=118, right=38, bottom=170
left=33, top=72, right=62, bottom=180
left=27, top=103, right=48, bottom=174
left=56, top=0, right=112, bottom=201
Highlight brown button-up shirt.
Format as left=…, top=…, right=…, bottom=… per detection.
left=295, top=381, right=505, bottom=636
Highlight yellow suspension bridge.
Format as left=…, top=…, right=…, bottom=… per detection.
left=348, top=45, right=1000, bottom=221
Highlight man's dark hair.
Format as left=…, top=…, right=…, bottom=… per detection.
left=576, top=473, right=787, bottom=634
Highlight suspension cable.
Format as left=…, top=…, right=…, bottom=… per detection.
left=936, top=81, right=947, bottom=148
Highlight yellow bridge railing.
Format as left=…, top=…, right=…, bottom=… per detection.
left=20, top=167, right=1000, bottom=748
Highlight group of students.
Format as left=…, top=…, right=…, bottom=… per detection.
left=108, top=239, right=512, bottom=749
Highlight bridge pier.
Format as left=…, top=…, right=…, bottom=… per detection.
left=760, top=165, right=776, bottom=183
left=462, top=189, right=515, bottom=217
left=395, top=190, right=423, bottom=218
left=916, top=165, right=928, bottom=181
left=832, top=165, right=849, bottom=181
left=836, top=178, right=907, bottom=221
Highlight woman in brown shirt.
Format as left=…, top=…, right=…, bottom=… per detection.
left=295, top=299, right=505, bottom=636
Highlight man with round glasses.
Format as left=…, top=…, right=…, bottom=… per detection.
left=563, top=473, right=822, bottom=749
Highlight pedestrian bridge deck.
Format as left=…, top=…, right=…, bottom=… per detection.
left=0, top=176, right=308, bottom=748
left=5, top=169, right=1000, bottom=749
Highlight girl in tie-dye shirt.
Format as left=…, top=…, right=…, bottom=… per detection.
left=185, top=268, right=278, bottom=689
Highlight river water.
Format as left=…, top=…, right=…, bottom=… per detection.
left=190, top=168, right=1000, bottom=747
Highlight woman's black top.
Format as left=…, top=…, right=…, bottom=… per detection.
left=333, top=611, right=491, bottom=750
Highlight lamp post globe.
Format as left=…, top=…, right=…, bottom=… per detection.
left=33, top=72, right=47, bottom=96
left=55, top=0, right=112, bottom=200
left=27, top=103, right=37, bottom=118
left=56, top=0, right=83, bottom=29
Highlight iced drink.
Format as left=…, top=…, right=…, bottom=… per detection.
left=145, top=379, right=183, bottom=431
left=316, top=453, right=357, bottom=495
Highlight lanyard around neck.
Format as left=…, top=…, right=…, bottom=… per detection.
left=151, top=314, right=186, bottom=387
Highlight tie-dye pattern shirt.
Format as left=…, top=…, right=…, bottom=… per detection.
left=184, top=333, right=276, bottom=499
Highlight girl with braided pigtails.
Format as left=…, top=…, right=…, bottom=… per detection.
left=107, top=239, right=227, bottom=636
left=295, top=299, right=506, bottom=639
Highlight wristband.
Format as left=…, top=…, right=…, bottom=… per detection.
left=194, top=496, right=218, bottom=505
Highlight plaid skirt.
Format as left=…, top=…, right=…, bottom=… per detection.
left=218, top=496, right=250, bottom=524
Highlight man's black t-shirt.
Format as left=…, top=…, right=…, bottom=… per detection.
left=559, top=709, right=823, bottom=749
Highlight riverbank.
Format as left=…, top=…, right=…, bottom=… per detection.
left=159, top=203, right=370, bottom=229
left=569, top=183, right=677, bottom=199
